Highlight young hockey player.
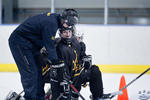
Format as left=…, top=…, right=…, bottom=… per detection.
left=7, top=9, right=79, bottom=100
left=49, top=27, right=104, bottom=100
left=74, top=31, right=86, bottom=57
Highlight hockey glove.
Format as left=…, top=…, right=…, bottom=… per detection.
left=48, top=59, right=65, bottom=68
left=82, top=55, right=92, bottom=69
left=60, top=79, right=71, bottom=94
left=49, top=59, right=65, bottom=82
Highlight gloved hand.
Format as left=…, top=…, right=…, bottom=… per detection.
left=60, top=71, right=71, bottom=95
left=60, top=80, right=70, bottom=94
left=48, top=59, right=65, bottom=68
left=82, top=55, right=92, bottom=69
left=63, top=71, right=71, bottom=81
left=49, top=59, right=65, bottom=82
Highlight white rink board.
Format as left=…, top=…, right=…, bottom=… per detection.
left=1, top=24, right=150, bottom=65
left=0, top=72, right=150, bottom=100
left=76, top=24, right=150, bottom=65
left=1, top=24, right=150, bottom=99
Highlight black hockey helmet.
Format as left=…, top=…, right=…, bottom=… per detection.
left=59, top=26, right=73, bottom=33
left=59, top=26, right=74, bottom=44
left=61, top=9, right=79, bottom=26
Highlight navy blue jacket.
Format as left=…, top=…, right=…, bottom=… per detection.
left=10, top=12, right=61, bottom=60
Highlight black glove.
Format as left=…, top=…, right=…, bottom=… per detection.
left=60, top=70, right=72, bottom=95
left=82, top=55, right=92, bottom=69
left=60, top=80, right=70, bottom=94
left=49, top=59, right=65, bottom=82
left=48, top=59, right=64, bottom=68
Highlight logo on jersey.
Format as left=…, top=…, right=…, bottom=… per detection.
left=51, top=36, right=55, bottom=40
left=47, top=12, right=51, bottom=16
left=73, top=50, right=80, bottom=72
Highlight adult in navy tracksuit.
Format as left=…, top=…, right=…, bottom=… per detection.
left=8, top=9, right=79, bottom=100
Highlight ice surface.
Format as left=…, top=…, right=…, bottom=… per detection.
left=0, top=72, right=150, bottom=100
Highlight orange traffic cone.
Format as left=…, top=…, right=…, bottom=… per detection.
left=117, top=75, right=129, bottom=100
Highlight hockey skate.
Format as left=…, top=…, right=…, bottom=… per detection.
left=5, top=90, right=25, bottom=100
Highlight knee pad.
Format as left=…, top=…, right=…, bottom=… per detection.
left=89, top=65, right=102, bottom=80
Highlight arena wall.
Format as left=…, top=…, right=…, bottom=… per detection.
left=0, top=24, right=150, bottom=73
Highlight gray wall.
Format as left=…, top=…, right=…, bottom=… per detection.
left=2, top=0, right=150, bottom=24
left=18, top=0, right=150, bottom=8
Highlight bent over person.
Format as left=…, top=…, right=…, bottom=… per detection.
left=49, top=27, right=104, bottom=100
left=8, top=9, right=79, bottom=100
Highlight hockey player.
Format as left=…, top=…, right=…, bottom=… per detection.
left=74, top=31, right=86, bottom=57
left=49, top=27, right=104, bottom=100
left=8, top=9, right=79, bottom=100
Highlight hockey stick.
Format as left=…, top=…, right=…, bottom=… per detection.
left=104, top=67, right=150, bottom=99
left=70, top=83, right=86, bottom=100
left=60, top=69, right=86, bottom=100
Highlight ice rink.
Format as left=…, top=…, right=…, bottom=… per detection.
left=0, top=72, right=150, bottom=100
left=1, top=25, right=150, bottom=100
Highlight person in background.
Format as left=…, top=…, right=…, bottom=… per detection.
left=74, top=31, right=86, bottom=58
left=8, top=9, right=79, bottom=100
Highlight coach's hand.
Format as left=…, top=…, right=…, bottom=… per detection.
left=48, top=59, right=65, bottom=82
left=48, top=59, right=65, bottom=68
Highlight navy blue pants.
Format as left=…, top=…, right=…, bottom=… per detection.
left=9, top=34, right=45, bottom=100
